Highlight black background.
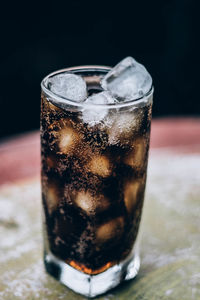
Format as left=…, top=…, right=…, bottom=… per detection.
left=0, top=0, right=199, bottom=138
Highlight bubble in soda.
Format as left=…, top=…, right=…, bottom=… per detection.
left=101, top=56, right=152, bottom=101
left=48, top=73, right=87, bottom=102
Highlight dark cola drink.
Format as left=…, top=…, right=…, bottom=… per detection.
left=41, top=58, right=153, bottom=297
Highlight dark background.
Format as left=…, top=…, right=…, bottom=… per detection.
left=0, top=0, right=199, bottom=138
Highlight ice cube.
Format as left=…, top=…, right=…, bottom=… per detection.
left=58, top=127, right=78, bottom=154
left=46, top=185, right=60, bottom=214
left=124, top=179, right=143, bottom=214
left=101, top=56, right=152, bottom=101
left=48, top=73, right=87, bottom=102
left=74, top=191, right=110, bottom=215
left=124, top=137, right=147, bottom=169
left=82, top=91, right=115, bottom=126
left=108, top=112, right=141, bottom=145
left=50, top=125, right=79, bottom=155
left=96, top=217, right=124, bottom=243
left=87, top=155, right=112, bottom=177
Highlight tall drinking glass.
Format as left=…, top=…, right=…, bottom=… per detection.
left=41, top=66, right=153, bottom=297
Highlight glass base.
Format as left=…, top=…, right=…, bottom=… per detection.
left=44, top=250, right=140, bottom=298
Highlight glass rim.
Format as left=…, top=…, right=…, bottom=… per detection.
left=41, top=65, right=153, bottom=109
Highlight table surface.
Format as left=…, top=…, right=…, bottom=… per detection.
left=0, top=118, right=200, bottom=300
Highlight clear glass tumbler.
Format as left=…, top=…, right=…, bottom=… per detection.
left=40, top=66, right=153, bottom=297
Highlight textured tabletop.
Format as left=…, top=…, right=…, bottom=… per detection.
left=0, top=118, right=200, bottom=299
